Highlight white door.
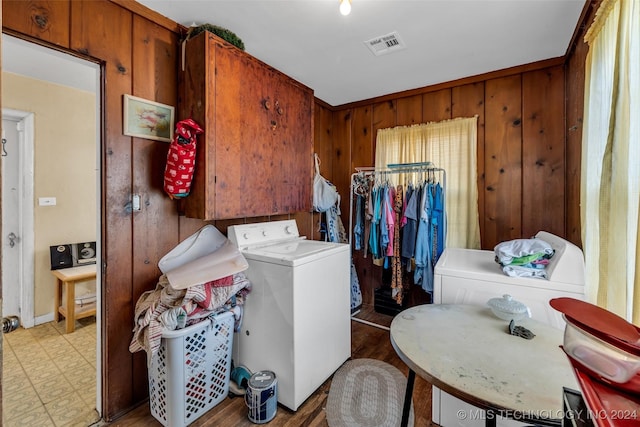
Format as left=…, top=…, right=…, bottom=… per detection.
left=2, top=118, right=21, bottom=317
left=1, top=113, right=34, bottom=325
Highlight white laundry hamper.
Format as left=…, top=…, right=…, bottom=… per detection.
left=148, top=310, right=234, bottom=427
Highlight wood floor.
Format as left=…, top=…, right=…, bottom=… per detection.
left=105, top=305, right=435, bottom=426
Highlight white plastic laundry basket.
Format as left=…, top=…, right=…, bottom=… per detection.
left=148, top=310, right=234, bottom=427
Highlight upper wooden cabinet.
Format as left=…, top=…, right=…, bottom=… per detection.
left=179, top=31, right=314, bottom=220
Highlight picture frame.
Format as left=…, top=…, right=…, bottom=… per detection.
left=123, top=94, right=175, bottom=142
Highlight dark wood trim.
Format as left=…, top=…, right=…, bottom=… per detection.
left=330, top=56, right=565, bottom=110
left=2, top=27, right=104, bottom=66
left=108, top=0, right=184, bottom=34
left=314, top=96, right=334, bottom=110
left=564, top=0, right=602, bottom=58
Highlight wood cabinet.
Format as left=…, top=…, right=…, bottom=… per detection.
left=179, top=31, right=314, bottom=220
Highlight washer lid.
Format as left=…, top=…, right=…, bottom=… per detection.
left=243, top=239, right=348, bottom=266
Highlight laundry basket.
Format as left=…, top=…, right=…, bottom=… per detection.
left=148, top=310, right=234, bottom=427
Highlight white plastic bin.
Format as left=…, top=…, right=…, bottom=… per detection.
left=148, top=310, right=234, bottom=427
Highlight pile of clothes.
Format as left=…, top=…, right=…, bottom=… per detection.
left=494, top=237, right=555, bottom=279
left=129, top=272, right=251, bottom=362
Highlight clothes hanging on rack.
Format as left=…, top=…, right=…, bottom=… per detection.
left=318, top=182, right=363, bottom=312
left=413, top=180, right=446, bottom=293
left=401, top=183, right=418, bottom=268
left=349, top=164, right=446, bottom=305
left=391, top=185, right=404, bottom=304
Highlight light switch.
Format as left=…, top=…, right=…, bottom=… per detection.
left=39, top=197, right=57, bottom=206
left=132, top=194, right=141, bottom=211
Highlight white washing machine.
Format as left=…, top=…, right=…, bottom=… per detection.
left=227, top=220, right=351, bottom=411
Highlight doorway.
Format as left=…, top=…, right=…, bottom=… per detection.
left=1, top=34, right=102, bottom=425
left=2, top=111, right=34, bottom=326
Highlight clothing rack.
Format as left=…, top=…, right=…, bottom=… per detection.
left=348, top=162, right=446, bottom=246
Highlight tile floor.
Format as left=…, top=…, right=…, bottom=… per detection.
left=2, top=317, right=100, bottom=427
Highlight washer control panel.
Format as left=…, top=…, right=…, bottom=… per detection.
left=228, top=220, right=300, bottom=249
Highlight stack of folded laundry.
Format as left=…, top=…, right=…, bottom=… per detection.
left=494, top=237, right=555, bottom=279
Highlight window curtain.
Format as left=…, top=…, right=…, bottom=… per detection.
left=375, top=116, right=480, bottom=250
left=581, top=0, right=640, bottom=323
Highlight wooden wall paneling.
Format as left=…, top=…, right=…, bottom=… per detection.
left=109, top=0, right=182, bottom=33
left=2, top=0, right=70, bottom=48
left=1, top=1, right=3, bottom=419
left=484, top=75, right=523, bottom=249
left=565, top=34, right=589, bottom=248
left=129, top=15, right=180, bottom=402
left=212, top=218, right=245, bottom=237
left=350, top=106, right=373, bottom=306
left=371, top=100, right=397, bottom=163
left=353, top=100, right=397, bottom=305
left=291, top=211, right=314, bottom=239
left=451, top=83, right=486, bottom=247
left=422, top=88, right=452, bottom=123
left=350, top=104, right=373, bottom=229
left=332, top=109, right=352, bottom=225
left=351, top=105, right=373, bottom=174
left=331, top=109, right=358, bottom=300
left=522, top=66, right=566, bottom=238
left=311, top=102, right=334, bottom=240
left=70, top=0, right=135, bottom=419
left=396, top=94, right=422, bottom=126
left=268, top=214, right=291, bottom=223
left=314, top=102, right=335, bottom=179
left=178, top=215, right=208, bottom=240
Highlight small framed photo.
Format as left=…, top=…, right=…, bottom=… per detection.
left=123, top=94, right=174, bottom=142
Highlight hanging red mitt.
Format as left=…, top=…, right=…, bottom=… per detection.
left=163, top=118, right=204, bottom=199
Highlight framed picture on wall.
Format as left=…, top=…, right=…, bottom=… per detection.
left=123, top=94, right=175, bottom=142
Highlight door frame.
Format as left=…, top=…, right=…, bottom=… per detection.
left=2, top=108, right=35, bottom=328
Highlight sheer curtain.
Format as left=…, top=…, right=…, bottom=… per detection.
left=375, top=116, right=480, bottom=249
left=581, top=0, right=640, bottom=323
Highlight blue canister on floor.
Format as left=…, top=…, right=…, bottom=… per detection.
left=245, top=371, right=277, bottom=424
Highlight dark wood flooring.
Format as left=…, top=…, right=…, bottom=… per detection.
left=105, top=305, right=435, bottom=426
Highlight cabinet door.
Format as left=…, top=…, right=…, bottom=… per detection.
left=266, top=64, right=314, bottom=217
left=214, top=45, right=274, bottom=218
left=214, top=44, right=312, bottom=219
left=180, top=33, right=313, bottom=220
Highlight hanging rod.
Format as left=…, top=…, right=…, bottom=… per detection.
left=354, top=162, right=439, bottom=175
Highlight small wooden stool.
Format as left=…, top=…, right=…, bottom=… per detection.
left=52, top=264, right=97, bottom=333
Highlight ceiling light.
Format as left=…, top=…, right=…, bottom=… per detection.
left=339, top=0, right=351, bottom=16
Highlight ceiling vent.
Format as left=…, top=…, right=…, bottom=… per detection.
left=364, top=31, right=406, bottom=56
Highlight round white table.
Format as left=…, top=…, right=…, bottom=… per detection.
left=390, top=304, right=578, bottom=427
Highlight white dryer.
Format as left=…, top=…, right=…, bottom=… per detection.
left=432, top=231, right=586, bottom=427
left=227, top=220, right=351, bottom=411
left=433, top=231, right=586, bottom=329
